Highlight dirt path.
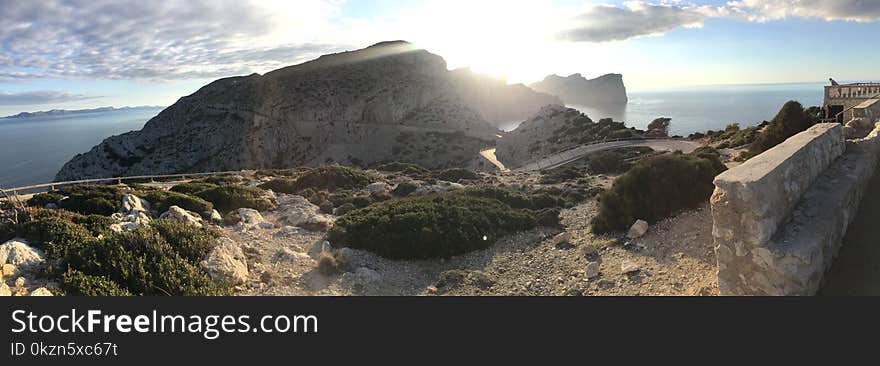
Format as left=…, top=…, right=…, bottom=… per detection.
left=819, top=169, right=880, bottom=296
left=517, top=139, right=702, bottom=171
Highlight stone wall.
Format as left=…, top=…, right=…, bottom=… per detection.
left=711, top=123, right=880, bottom=295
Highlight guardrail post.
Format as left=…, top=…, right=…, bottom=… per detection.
left=50, top=185, right=56, bottom=191
left=117, top=178, right=122, bottom=185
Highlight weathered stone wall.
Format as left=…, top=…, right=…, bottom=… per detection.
left=710, top=123, right=880, bottom=295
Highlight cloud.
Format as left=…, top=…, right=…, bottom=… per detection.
left=728, top=0, right=880, bottom=22
left=0, top=0, right=346, bottom=81
left=558, top=2, right=729, bottom=42
left=0, top=90, right=99, bottom=105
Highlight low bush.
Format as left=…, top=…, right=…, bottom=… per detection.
left=334, top=202, right=357, bottom=216
left=53, top=185, right=125, bottom=216
left=590, top=151, right=727, bottom=234
left=170, top=182, right=218, bottom=196
left=435, top=168, right=479, bottom=182
left=27, top=192, right=65, bottom=208
left=61, top=269, right=133, bottom=296
left=152, top=220, right=221, bottom=263
left=374, top=162, right=430, bottom=177
left=328, top=194, right=538, bottom=259
left=289, top=166, right=377, bottom=192
left=586, top=147, right=655, bottom=174
left=142, top=190, right=214, bottom=217
left=462, top=186, right=566, bottom=210
left=257, top=178, right=298, bottom=194
left=747, top=101, right=816, bottom=158
left=391, top=182, right=418, bottom=197
left=195, top=185, right=274, bottom=214
left=539, top=166, right=584, bottom=184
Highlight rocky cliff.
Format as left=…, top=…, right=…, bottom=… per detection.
left=449, top=68, right=562, bottom=127
left=56, top=41, right=558, bottom=181
left=530, top=73, right=628, bottom=106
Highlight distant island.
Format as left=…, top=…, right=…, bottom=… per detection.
left=1, top=106, right=164, bottom=120
left=530, top=73, right=628, bottom=106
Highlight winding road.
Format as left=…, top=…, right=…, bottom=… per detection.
left=508, top=138, right=703, bottom=172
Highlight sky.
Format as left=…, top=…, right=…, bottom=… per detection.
left=1, top=0, right=880, bottom=115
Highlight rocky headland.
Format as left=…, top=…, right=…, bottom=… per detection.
left=530, top=73, right=628, bottom=106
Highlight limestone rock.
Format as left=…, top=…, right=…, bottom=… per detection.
left=277, top=195, right=335, bottom=232
left=621, top=261, right=641, bottom=274
left=627, top=220, right=649, bottom=239
left=159, top=206, right=204, bottom=228
left=200, top=238, right=248, bottom=285
left=585, top=262, right=600, bottom=279
left=0, top=283, right=10, bottom=296
left=2, top=263, right=17, bottom=278
left=234, top=208, right=274, bottom=231
left=0, top=239, right=45, bottom=273
left=413, top=181, right=464, bottom=195
left=30, top=287, right=53, bottom=296
left=120, top=193, right=150, bottom=214
left=210, top=209, right=223, bottom=223
left=14, top=277, right=25, bottom=288
left=365, top=182, right=392, bottom=193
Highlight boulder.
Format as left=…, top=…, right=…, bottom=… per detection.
left=626, top=219, right=649, bottom=239
left=413, top=181, right=465, bottom=195
left=585, top=261, right=600, bottom=279
left=44, top=203, right=58, bottom=210
left=277, top=195, right=335, bottom=231
left=210, top=209, right=223, bottom=223
left=0, top=239, right=45, bottom=273
left=234, top=208, right=275, bottom=231
left=30, top=287, right=53, bottom=296
left=120, top=193, right=150, bottom=214
left=2, top=263, right=17, bottom=278
left=159, top=206, right=204, bottom=228
left=0, top=283, right=10, bottom=296
left=200, top=238, right=248, bottom=285
left=365, top=182, right=392, bottom=193
left=621, top=261, right=641, bottom=274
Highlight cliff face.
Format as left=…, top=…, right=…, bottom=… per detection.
left=56, top=41, right=558, bottom=181
left=449, top=68, right=563, bottom=127
left=530, top=73, right=628, bottom=106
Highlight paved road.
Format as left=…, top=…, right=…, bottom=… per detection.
left=819, top=168, right=880, bottom=296
left=514, top=139, right=702, bottom=171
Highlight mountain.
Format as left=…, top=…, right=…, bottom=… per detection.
left=56, top=41, right=559, bottom=181
left=449, top=68, right=562, bottom=127
left=529, top=73, right=628, bottom=106
left=2, top=106, right=163, bottom=120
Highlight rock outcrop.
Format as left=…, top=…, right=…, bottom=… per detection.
left=0, top=239, right=44, bottom=273
left=449, top=68, right=562, bottom=127
left=201, top=237, right=248, bottom=285
left=494, top=105, right=637, bottom=168
left=56, top=41, right=559, bottom=181
left=530, top=73, right=628, bottom=106
left=159, top=206, right=204, bottom=228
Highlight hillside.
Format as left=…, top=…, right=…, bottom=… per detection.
left=55, top=41, right=557, bottom=181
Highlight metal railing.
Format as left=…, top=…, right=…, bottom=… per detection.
left=0, top=170, right=247, bottom=198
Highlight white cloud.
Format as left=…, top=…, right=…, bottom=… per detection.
left=728, top=0, right=880, bottom=22
left=558, top=1, right=733, bottom=42
left=0, top=0, right=347, bottom=81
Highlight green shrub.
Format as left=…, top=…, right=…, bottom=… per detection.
left=461, top=186, right=565, bottom=210
left=61, top=269, right=133, bottom=296
left=391, top=182, right=418, bottom=197
left=152, top=220, right=220, bottom=263
left=27, top=192, right=65, bottom=208
left=54, top=185, right=125, bottom=216
left=15, top=209, right=97, bottom=258
left=328, top=194, right=537, bottom=259
left=257, top=178, right=298, bottom=194
left=532, top=208, right=561, bottom=227
left=335, top=203, right=357, bottom=216
left=289, top=166, right=377, bottom=192
left=539, top=166, right=583, bottom=184
left=194, top=175, right=243, bottom=185
left=142, top=190, right=213, bottom=217
left=590, top=151, right=727, bottom=234
left=747, top=101, right=815, bottom=158
left=61, top=226, right=229, bottom=295
left=195, top=185, right=274, bottom=214
left=435, top=168, right=479, bottom=182
left=374, top=162, right=430, bottom=177
left=170, top=182, right=218, bottom=196
left=586, top=147, right=655, bottom=174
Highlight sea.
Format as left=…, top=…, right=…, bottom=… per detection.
left=0, top=107, right=163, bottom=189
left=0, top=82, right=825, bottom=189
